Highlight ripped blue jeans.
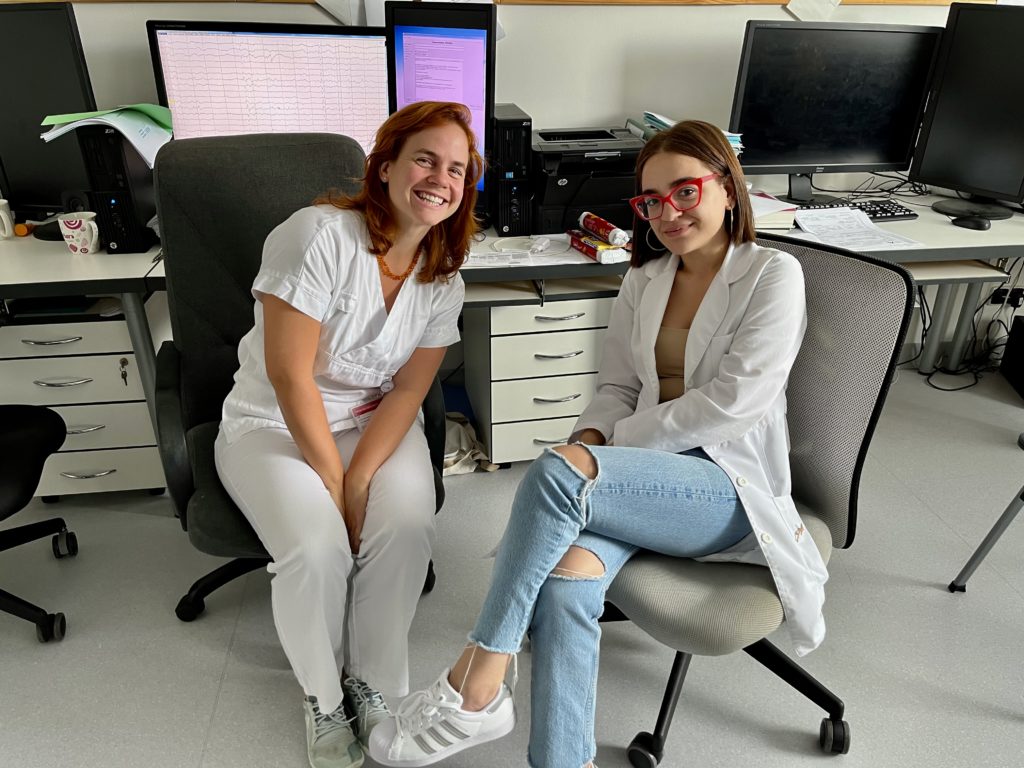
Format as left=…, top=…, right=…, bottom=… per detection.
left=468, top=445, right=752, bottom=768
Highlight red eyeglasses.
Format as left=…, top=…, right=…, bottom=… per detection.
left=629, top=174, right=721, bottom=221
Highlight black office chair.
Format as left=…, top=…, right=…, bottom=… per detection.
left=153, top=133, right=446, bottom=622
left=603, top=234, right=914, bottom=765
left=0, top=405, right=78, bottom=642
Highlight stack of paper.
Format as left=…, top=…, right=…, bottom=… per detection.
left=642, top=111, right=742, bottom=154
left=749, top=191, right=797, bottom=230
left=40, top=104, right=173, bottom=169
left=793, top=207, right=920, bottom=251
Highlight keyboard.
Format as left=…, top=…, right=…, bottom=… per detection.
left=798, top=199, right=919, bottom=222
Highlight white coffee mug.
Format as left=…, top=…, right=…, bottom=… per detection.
left=57, top=212, right=100, bottom=255
left=0, top=199, right=14, bottom=240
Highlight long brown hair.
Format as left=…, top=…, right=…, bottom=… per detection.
left=631, top=120, right=755, bottom=267
left=315, top=101, right=484, bottom=282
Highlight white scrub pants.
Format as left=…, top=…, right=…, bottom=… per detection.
left=214, top=423, right=435, bottom=714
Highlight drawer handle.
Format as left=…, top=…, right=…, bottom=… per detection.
left=533, top=393, right=582, bottom=404
left=60, top=469, right=117, bottom=480
left=66, top=424, right=107, bottom=435
left=21, top=336, right=84, bottom=346
left=533, top=437, right=569, bottom=446
left=534, top=350, right=584, bottom=360
left=535, top=312, right=585, bottom=322
left=34, top=377, right=94, bottom=388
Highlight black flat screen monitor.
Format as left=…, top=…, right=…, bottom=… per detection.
left=909, top=3, right=1024, bottom=220
left=729, top=21, right=942, bottom=203
left=147, top=21, right=389, bottom=155
left=385, top=1, right=496, bottom=210
left=0, top=3, right=96, bottom=219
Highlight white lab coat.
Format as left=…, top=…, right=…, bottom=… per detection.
left=572, top=240, right=829, bottom=656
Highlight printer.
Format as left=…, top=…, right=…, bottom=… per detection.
left=531, top=127, right=645, bottom=234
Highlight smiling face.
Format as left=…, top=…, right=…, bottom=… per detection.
left=379, top=123, right=470, bottom=237
left=640, top=151, right=735, bottom=259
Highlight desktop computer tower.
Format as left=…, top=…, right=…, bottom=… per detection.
left=489, top=103, right=532, bottom=236
left=77, top=126, right=156, bottom=253
left=1001, top=315, right=1024, bottom=402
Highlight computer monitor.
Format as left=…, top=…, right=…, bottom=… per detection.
left=909, top=3, right=1024, bottom=220
left=147, top=21, right=389, bottom=155
left=0, top=3, right=96, bottom=219
left=729, top=21, right=942, bottom=204
left=385, top=1, right=496, bottom=213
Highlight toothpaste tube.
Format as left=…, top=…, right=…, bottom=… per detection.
left=578, top=211, right=630, bottom=246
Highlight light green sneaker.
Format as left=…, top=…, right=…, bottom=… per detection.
left=303, top=696, right=364, bottom=768
left=343, top=676, right=391, bottom=749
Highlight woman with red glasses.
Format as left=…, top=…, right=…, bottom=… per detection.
left=371, top=120, right=828, bottom=768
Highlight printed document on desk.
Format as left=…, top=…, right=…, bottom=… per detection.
left=794, top=207, right=919, bottom=251
left=464, top=236, right=594, bottom=270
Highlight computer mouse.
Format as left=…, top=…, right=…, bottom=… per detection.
left=951, top=215, right=991, bottom=231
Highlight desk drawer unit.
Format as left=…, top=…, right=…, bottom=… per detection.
left=0, top=317, right=164, bottom=496
left=464, top=278, right=620, bottom=464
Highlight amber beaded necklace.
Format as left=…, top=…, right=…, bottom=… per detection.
left=376, top=250, right=420, bottom=281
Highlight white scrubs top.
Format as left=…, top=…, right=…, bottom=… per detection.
left=221, top=206, right=465, bottom=443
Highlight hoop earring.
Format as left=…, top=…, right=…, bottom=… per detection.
left=645, top=227, right=666, bottom=252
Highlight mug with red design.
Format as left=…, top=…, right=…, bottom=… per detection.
left=58, top=212, right=100, bottom=255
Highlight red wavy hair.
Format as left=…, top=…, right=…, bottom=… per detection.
left=315, top=101, right=484, bottom=283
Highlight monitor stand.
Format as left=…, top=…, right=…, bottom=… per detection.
left=778, top=174, right=835, bottom=205
left=780, top=173, right=837, bottom=205
left=931, top=196, right=1014, bottom=221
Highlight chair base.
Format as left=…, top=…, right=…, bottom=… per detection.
left=175, top=556, right=271, bottom=622
left=632, top=639, right=850, bottom=764
left=1, top=517, right=76, bottom=642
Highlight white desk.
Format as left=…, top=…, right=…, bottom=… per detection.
left=1, top=236, right=165, bottom=495
left=786, top=196, right=1023, bottom=373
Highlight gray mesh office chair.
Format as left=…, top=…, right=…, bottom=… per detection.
left=605, top=234, right=914, bottom=766
left=153, top=134, right=447, bottom=622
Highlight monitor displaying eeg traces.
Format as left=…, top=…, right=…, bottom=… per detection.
left=148, top=22, right=389, bottom=155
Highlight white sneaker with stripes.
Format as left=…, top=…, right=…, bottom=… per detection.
left=367, top=668, right=516, bottom=767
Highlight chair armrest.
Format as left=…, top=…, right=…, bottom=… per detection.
left=155, top=341, right=194, bottom=526
left=422, top=375, right=446, bottom=512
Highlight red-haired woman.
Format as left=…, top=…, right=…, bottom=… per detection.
left=214, top=101, right=483, bottom=768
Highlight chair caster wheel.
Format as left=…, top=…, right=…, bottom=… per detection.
left=41, top=495, right=60, bottom=504
left=52, top=529, right=78, bottom=558
left=820, top=718, right=851, bottom=754
left=175, top=594, right=205, bottom=622
left=627, top=731, right=661, bottom=768
left=948, top=581, right=966, bottom=593
left=422, top=561, right=437, bottom=594
left=36, top=612, right=66, bottom=643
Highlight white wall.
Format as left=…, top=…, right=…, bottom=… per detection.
left=74, top=2, right=951, bottom=129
